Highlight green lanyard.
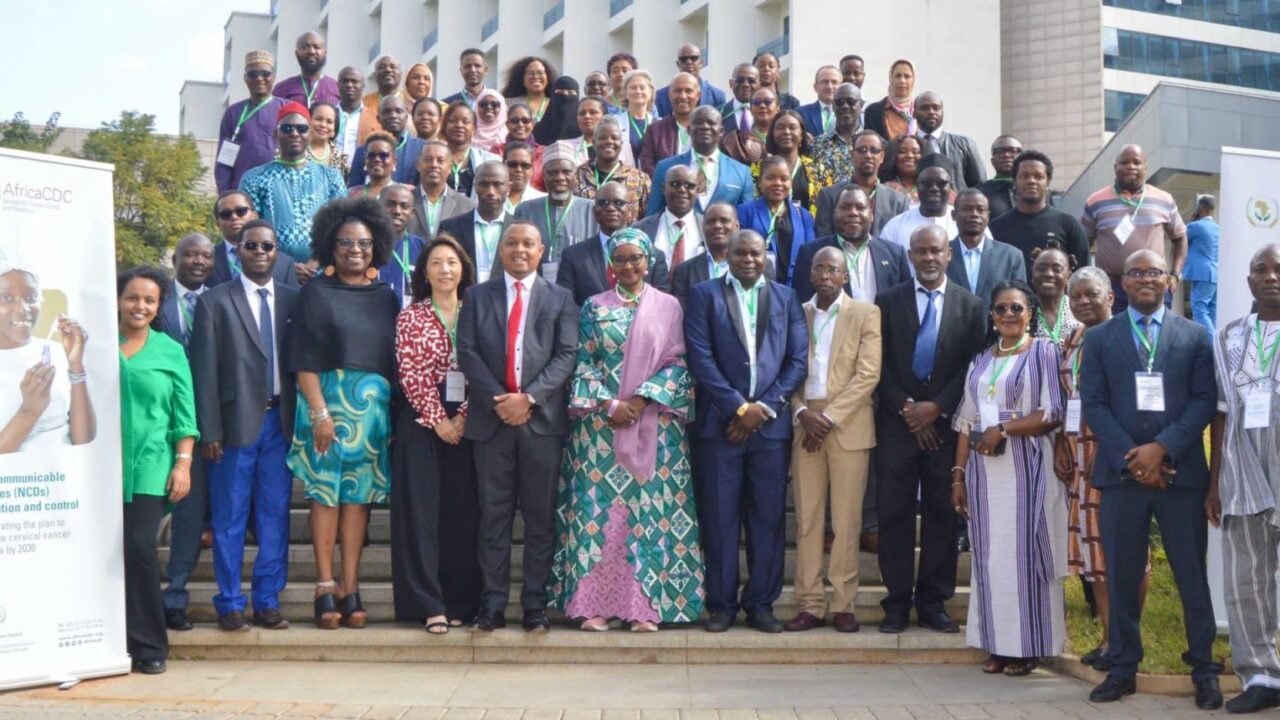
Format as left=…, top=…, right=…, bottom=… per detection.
left=677, top=125, right=690, bottom=152
left=543, top=197, right=575, bottom=254
left=394, top=235, right=413, bottom=276
left=302, top=78, right=318, bottom=107
left=451, top=148, right=471, bottom=188
left=1254, top=316, right=1280, bottom=376
left=821, top=106, right=834, bottom=134
left=423, top=194, right=443, bottom=235
left=695, top=151, right=717, bottom=188
left=593, top=162, right=619, bottom=189
left=811, top=301, right=840, bottom=349
left=1127, top=311, right=1160, bottom=372
left=1036, top=295, right=1067, bottom=344
left=233, top=98, right=273, bottom=141
left=1070, top=348, right=1082, bottom=395
left=840, top=236, right=869, bottom=277
left=664, top=214, right=687, bottom=248
left=629, top=115, right=649, bottom=141
left=766, top=203, right=786, bottom=245
left=710, top=256, right=727, bottom=279
left=992, top=176, right=1012, bottom=183
left=788, top=160, right=801, bottom=200
left=430, top=298, right=458, bottom=362
left=395, top=133, right=408, bottom=152
left=1114, top=184, right=1146, bottom=214
left=530, top=96, right=548, bottom=121
left=988, top=334, right=1027, bottom=398
left=742, top=281, right=759, bottom=333
left=476, top=219, right=501, bottom=264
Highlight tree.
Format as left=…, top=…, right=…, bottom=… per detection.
left=0, top=112, right=62, bottom=153
left=76, top=112, right=214, bottom=266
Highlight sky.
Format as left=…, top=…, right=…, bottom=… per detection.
left=0, top=0, right=265, bottom=136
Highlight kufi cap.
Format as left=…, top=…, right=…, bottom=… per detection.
left=245, top=50, right=275, bottom=68
left=542, top=140, right=578, bottom=166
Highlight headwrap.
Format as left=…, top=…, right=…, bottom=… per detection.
left=403, top=63, right=434, bottom=103
left=542, top=140, right=577, bottom=167
left=276, top=101, right=311, bottom=123
left=244, top=50, right=275, bottom=69
left=607, top=228, right=652, bottom=264
left=885, top=59, right=917, bottom=136
left=532, top=76, right=582, bottom=145
left=472, top=88, right=509, bottom=152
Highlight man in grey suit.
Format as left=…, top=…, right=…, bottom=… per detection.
left=814, top=131, right=911, bottom=239
left=408, top=141, right=476, bottom=239
left=190, top=219, right=298, bottom=632
left=913, top=92, right=985, bottom=191
left=557, top=182, right=668, bottom=306
left=945, top=189, right=1026, bottom=314
left=457, top=220, right=578, bottom=633
left=515, top=141, right=597, bottom=284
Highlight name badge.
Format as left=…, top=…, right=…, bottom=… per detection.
left=445, top=371, right=467, bottom=403
left=979, top=400, right=1000, bottom=430
left=1114, top=214, right=1136, bottom=247
left=1245, top=388, right=1271, bottom=430
left=216, top=140, right=241, bottom=167
left=540, top=261, right=560, bottom=284
left=1135, top=372, right=1165, bottom=412
left=1064, top=397, right=1082, bottom=434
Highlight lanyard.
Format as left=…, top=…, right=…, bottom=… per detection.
left=1254, top=316, right=1280, bottom=376
left=709, top=256, right=727, bottom=278
left=821, top=105, right=834, bottom=134
left=989, top=334, right=1027, bottom=398
left=742, top=282, right=758, bottom=330
left=629, top=115, right=649, bottom=141
left=395, top=133, right=408, bottom=152
left=423, top=194, right=443, bottom=235
left=233, top=98, right=273, bottom=141
left=302, top=77, right=318, bottom=107
left=504, top=194, right=520, bottom=216
left=811, top=301, right=840, bottom=349
left=1114, top=184, right=1146, bottom=215
left=1070, top=347, right=1082, bottom=395
left=695, top=152, right=717, bottom=188
left=451, top=148, right=471, bottom=188
left=394, top=235, right=413, bottom=277
left=1036, top=295, right=1067, bottom=344
left=593, top=162, right=619, bottom=188
left=664, top=214, right=687, bottom=248
left=677, top=125, right=690, bottom=152
left=430, top=298, right=458, bottom=361
left=840, top=237, right=869, bottom=280
left=543, top=197, right=574, bottom=254
left=477, top=219, right=501, bottom=264
left=1126, top=311, right=1160, bottom=372
left=530, top=96, right=548, bottom=121
left=766, top=203, right=786, bottom=245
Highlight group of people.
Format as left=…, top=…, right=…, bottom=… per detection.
left=91, top=30, right=1279, bottom=716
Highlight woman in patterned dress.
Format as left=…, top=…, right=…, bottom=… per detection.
left=306, top=102, right=351, bottom=182
left=549, top=228, right=705, bottom=632
left=287, top=197, right=400, bottom=630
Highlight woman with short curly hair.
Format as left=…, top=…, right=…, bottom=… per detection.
left=287, top=196, right=401, bottom=630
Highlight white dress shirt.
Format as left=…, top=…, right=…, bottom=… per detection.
left=338, top=105, right=362, bottom=159
left=504, top=272, right=534, bottom=391
left=240, top=274, right=281, bottom=395
left=914, top=276, right=948, bottom=323
left=655, top=209, right=703, bottom=268
left=727, top=274, right=762, bottom=396
left=803, top=294, right=842, bottom=401
left=880, top=205, right=959, bottom=263
left=692, top=150, right=720, bottom=209
left=473, top=210, right=506, bottom=280
left=839, top=236, right=877, bottom=302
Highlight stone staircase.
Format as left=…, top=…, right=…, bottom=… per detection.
left=165, top=479, right=980, bottom=664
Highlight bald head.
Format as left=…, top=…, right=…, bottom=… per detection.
left=914, top=91, right=944, bottom=134
left=296, top=32, right=326, bottom=75
left=174, top=233, right=214, bottom=288
left=1123, top=248, right=1167, bottom=273
left=1114, top=144, right=1147, bottom=191
left=814, top=245, right=845, bottom=267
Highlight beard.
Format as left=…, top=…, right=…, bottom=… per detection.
left=298, top=55, right=326, bottom=75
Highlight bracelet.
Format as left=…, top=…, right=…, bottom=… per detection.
left=310, top=407, right=331, bottom=422
left=175, top=452, right=193, bottom=461
left=950, top=466, right=965, bottom=475
left=67, top=371, right=87, bottom=385
left=951, top=480, right=965, bottom=487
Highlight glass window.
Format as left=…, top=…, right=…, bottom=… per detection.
left=1104, top=28, right=1280, bottom=91
left=1103, top=0, right=1280, bottom=32
left=1104, top=90, right=1147, bottom=132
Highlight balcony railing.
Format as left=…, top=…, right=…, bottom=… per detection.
left=756, top=34, right=789, bottom=58
left=368, top=39, right=381, bottom=63
left=543, top=1, right=564, bottom=29
left=482, top=15, right=499, bottom=40
left=610, top=0, right=633, bottom=15
left=423, top=28, right=438, bottom=53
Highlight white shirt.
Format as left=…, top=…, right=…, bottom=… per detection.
left=505, top=186, right=547, bottom=215
left=727, top=274, right=762, bottom=397
left=692, top=150, right=720, bottom=209
left=880, top=205, right=959, bottom=263
left=655, top=209, right=703, bottom=268
left=914, top=276, right=948, bottom=324
left=240, top=274, right=281, bottom=396
left=338, top=104, right=362, bottom=159
left=839, top=236, right=877, bottom=302
left=473, top=210, right=506, bottom=280
left=173, top=280, right=205, bottom=337
left=504, top=272, right=534, bottom=391
left=803, top=294, right=842, bottom=401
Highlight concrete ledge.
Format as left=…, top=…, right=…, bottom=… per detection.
left=1043, top=654, right=1242, bottom=696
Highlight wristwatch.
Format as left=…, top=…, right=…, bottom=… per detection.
left=737, top=402, right=751, bottom=417
left=997, top=422, right=1009, bottom=439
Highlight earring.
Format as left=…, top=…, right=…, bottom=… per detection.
left=323, top=265, right=335, bottom=277
left=365, top=267, right=380, bottom=281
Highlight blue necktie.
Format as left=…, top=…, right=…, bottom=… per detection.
left=912, top=288, right=940, bottom=381
left=258, top=288, right=275, bottom=398
left=181, top=291, right=198, bottom=345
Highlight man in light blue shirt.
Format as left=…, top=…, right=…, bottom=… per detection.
left=1183, top=195, right=1219, bottom=334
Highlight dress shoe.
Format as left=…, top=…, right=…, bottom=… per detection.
left=1226, top=685, right=1280, bottom=714
left=217, top=611, right=248, bottom=632
left=879, top=610, right=909, bottom=634
left=832, top=612, right=860, bottom=633
left=747, top=610, right=784, bottom=633
left=917, top=609, right=960, bottom=633
left=1079, top=645, right=1105, bottom=666
left=522, top=609, right=551, bottom=632
left=164, top=608, right=192, bottom=631
left=704, top=611, right=734, bottom=633
left=132, top=659, right=166, bottom=675
left=1089, top=675, right=1136, bottom=703
left=1194, top=676, right=1224, bottom=710
left=252, top=608, right=289, bottom=630
left=472, top=610, right=506, bottom=632
left=784, top=612, right=824, bottom=632
left=860, top=531, right=880, bottom=554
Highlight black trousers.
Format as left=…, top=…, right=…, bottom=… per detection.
left=875, top=424, right=959, bottom=615
left=473, top=424, right=565, bottom=613
left=124, top=494, right=168, bottom=662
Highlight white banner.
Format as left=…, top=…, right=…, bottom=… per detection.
left=1219, top=147, right=1280, bottom=323
left=0, top=147, right=129, bottom=690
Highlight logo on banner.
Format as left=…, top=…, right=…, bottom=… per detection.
left=1247, top=196, right=1279, bottom=229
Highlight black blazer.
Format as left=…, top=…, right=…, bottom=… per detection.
left=554, top=234, right=670, bottom=307
left=670, top=253, right=775, bottom=308
left=863, top=100, right=893, bottom=143
left=874, top=279, right=986, bottom=434
left=437, top=212, right=507, bottom=284
left=814, top=181, right=911, bottom=239
left=456, top=274, right=577, bottom=441
left=1080, top=312, right=1216, bottom=489
left=791, top=235, right=911, bottom=304
left=944, top=237, right=1027, bottom=314
left=927, top=130, right=986, bottom=191
left=190, top=280, right=299, bottom=447
left=210, top=242, right=300, bottom=288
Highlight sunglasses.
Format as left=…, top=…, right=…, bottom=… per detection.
left=666, top=180, right=698, bottom=191
left=751, top=98, right=775, bottom=107
left=245, top=70, right=273, bottom=80
left=505, top=160, right=533, bottom=170
left=833, top=98, right=862, bottom=108
left=241, top=241, right=276, bottom=253
left=918, top=179, right=951, bottom=190
left=478, top=101, right=503, bottom=111
left=678, top=55, right=702, bottom=63
left=853, top=146, right=883, bottom=155
left=612, top=253, right=646, bottom=267
left=594, top=198, right=628, bottom=209
left=217, top=206, right=251, bottom=220
left=733, top=76, right=759, bottom=85
left=992, top=303, right=1027, bottom=316
left=336, top=238, right=373, bottom=250
left=366, top=151, right=392, bottom=162
left=509, top=116, right=534, bottom=124
left=278, top=123, right=310, bottom=135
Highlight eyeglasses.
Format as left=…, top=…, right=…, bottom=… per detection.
left=853, top=146, right=883, bottom=155
left=992, top=303, right=1027, bottom=316
left=678, top=55, right=702, bottom=63
left=1124, top=268, right=1168, bottom=280
left=812, top=265, right=844, bottom=276
left=611, top=253, right=646, bottom=267
left=216, top=206, right=251, bottom=220
left=733, top=76, right=759, bottom=86
left=241, top=241, right=276, bottom=253
left=478, top=101, right=503, bottom=111
left=336, top=238, right=373, bottom=250
left=245, top=70, right=273, bottom=80
left=992, top=147, right=1023, bottom=156
left=366, top=151, right=392, bottom=162
left=918, top=179, right=951, bottom=190
left=505, top=160, right=533, bottom=170
left=277, top=123, right=310, bottom=135
left=666, top=180, right=698, bottom=191
left=833, top=98, right=862, bottom=108
left=509, top=116, right=533, bottom=125
left=751, top=98, right=775, bottom=107
left=585, top=80, right=609, bottom=89
left=594, top=198, right=628, bottom=209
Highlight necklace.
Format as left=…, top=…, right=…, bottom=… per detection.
left=615, top=281, right=646, bottom=304
left=997, top=334, right=1028, bottom=353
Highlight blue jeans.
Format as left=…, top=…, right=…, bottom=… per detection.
left=1189, top=281, right=1217, bottom=336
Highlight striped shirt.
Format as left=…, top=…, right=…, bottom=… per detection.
left=1080, top=183, right=1185, bottom=277
left=1213, top=315, right=1280, bottom=520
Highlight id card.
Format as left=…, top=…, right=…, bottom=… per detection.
left=445, top=371, right=467, bottom=403
left=1114, top=214, right=1136, bottom=247
left=979, top=400, right=1000, bottom=430
left=1064, top=397, right=1082, bottom=434
left=1245, top=389, right=1271, bottom=430
left=216, top=140, right=241, bottom=167
left=540, top=261, right=559, bottom=284
left=1135, top=372, right=1165, bottom=412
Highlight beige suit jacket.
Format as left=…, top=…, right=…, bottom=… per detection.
left=792, top=292, right=882, bottom=451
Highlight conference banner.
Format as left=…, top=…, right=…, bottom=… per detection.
left=0, top=147, right=129, bottom=690
left=1219, top=147, right=1280, bottom=324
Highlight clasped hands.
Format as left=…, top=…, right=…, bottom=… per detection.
left=1126, top=441, right=1176, bottom=490
left=902, top=400, right=943, bottom=451
left=494, top=393, right=534, bottom=426
left=603, top=396, right=649, bottom=429
left=728, top=402, right=770, bottom=443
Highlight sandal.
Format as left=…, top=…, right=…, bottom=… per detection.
left=1003, top=658, right=1038, bottom=677
left=313, top=581, right=341, bottom=630
left=580, top=617, right=610, bottom=632
left=981, top=655, right=1008, bottom=674
left=629, top=621, right=658, bottom=633
left=425, top=616, right=450, bottom=635
left=340, top=591, right=368, bottom=629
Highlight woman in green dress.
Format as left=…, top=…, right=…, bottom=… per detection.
left=549, top=228, right=705, bottom=632
left=118, top=266, right=198, bottom=674
left=287, top=196, right=401, bottom=629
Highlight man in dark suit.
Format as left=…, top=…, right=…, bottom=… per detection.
left=634, top=165, right=705, bottom=276
left=438, top=160, right=509, bottom=282
left=153, top=232, right=214, bottom=632
left=347, top=95, right=425, bottom=187
left=945, top=189, right=1026, bottom=314
left=654, top=44, right=727, bottom=117
left=913, top=92, right=985, bottom=191
left=1081, top=249, right=1222, bottom=709
left=684, top=229, right=808, bottom=633
left=639, top=73, right=701, bottom=176
left=209, top=191, right=300, bottom=287
left=874, top=224, right=985, bottom=635
left=557, top=182, right=668, bottom=306
left=797, top=65, right=841, bottom=138
left=814, top=131, right=910, bottom=238
left=647, top=107, right=755, bottom=216
left=456, top=220, right=578, bottom=633
left=190, top=219, right=298, bottom=632
left=671, top=202, right=776, bottom=306
left=721, top=63, right=759, bottom=134
left=794, top=186, right=911, bottom=304
left=972, top=135, right=1022, bottom=220
left=408, top=142, right=476, bottom=239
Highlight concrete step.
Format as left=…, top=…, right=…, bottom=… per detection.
left=180, top=581, right=969, bottom=626
left=160, top=544, right=972, bottom=587
left=168, top=624, right=984, bottom=664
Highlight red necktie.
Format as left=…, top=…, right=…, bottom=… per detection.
left=672, top=219, right=686, bottom=268
left=605, top=262, right=617, bottom=289
left=505, top=280, right=523, bottom=393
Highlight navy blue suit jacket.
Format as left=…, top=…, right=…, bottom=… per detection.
left=347, top=134, right=424, bottom=187
left=791, top=235, right=911, bottom=304
left=736, top=198, right=816, bottom=286
left=796, top=102, right=831, bottom=138
left=684, top=277, right=807, bottom=440
left=654, top=79, right=727, bottom=118
left=646, top=150, right=755, bottom=215
left=1080, top=311, right=1216, bottom=489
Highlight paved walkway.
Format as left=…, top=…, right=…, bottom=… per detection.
left=0, top=661, right=1228, bottom=719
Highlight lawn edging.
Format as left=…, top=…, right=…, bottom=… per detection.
left=1044, top=654, right=1241, bottom=696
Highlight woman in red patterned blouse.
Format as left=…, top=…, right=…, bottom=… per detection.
left=390, top=233, right=482, bottom=634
